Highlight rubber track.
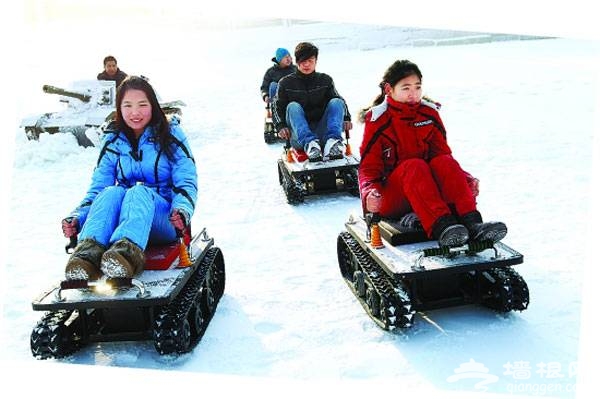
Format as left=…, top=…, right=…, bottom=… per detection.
left=338, top=232, right=415, bottom=330
left=277, top=159, right=304, bottom=204
left=481, top=266, right=529, bottom=312
left=153, top=247, right=223, bottom=354
left=504, top=267, right=530, bottom=311
left=30, top=309, right=81, bottom=359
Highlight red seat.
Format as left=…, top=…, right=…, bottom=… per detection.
left=144, top=227, right=192, bottom=271
left=290, top=148, right=308, bottom=162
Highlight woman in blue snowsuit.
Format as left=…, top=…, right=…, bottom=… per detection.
left=62, top=76, right=197, bottom=280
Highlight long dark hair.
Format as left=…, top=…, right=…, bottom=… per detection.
left=358, top=60, right=423, bottom=122
left=116, top=75, right=172, bottom=156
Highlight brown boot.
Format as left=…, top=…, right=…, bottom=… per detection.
left=100, top=238, right=146, bottom=278
left=65, top=238, right=106, bottom=280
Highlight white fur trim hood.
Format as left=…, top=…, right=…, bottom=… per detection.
left=369, top=96, right=441, bottom=122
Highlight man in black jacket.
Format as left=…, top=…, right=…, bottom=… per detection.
left=97, top=55, right=128, bottom=88
left=272, top=42, right=352, bottom=162
left=260, top=48, right=297, bottom=104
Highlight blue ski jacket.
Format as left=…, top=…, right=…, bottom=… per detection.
left=72, top=118, right=197, bottom=229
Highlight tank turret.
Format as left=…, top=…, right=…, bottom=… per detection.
left=42, top=85, right=92, bottom=103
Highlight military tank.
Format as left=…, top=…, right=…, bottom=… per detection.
left=20, top=79, right=186, bottom=147
left=20, top=80, right=118, bottom=147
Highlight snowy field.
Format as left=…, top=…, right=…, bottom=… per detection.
left=2, top=5, right=600, bottom=399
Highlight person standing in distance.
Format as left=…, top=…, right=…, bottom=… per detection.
left=97, top=55, right=128, bottom=88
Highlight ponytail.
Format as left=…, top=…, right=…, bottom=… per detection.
left=358, top=82, right=386, bottom=123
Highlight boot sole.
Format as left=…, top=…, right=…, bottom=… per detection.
left=472, top=223, right=507, bottom=243
left=65, top=268, right=93, bottom=281
left=438, top=225, right=469, bottom=247
left=65, top=258, right=102, bottom=281
left=101, top=252, right=134, bottom=278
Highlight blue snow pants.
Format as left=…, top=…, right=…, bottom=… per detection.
left=286, top=98, right=345, bottom=150
left=78, top=185, right=178, bottom=250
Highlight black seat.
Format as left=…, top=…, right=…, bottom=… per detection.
left=379, top=218, right=429, bottom=246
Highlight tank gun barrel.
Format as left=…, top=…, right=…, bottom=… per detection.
left=42, top=85, right=91, bottom=103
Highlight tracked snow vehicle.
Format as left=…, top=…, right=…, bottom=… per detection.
left=277, top=132, right=360, bottom=204
left=30, top=227, right=225, bottom=359
left=337, top=213, right=529, bottom=330
left=263, top=105, right=282, bottom=144
left=21, top=80, right=186, bottom=147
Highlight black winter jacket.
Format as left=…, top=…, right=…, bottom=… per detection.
left=97, top=68, right=128, bottom=88
left=272, top=70, right=351, bottom=132
left=260, top=62, right=297, bottom=100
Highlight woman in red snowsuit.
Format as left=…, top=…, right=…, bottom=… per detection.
left=358, top=60, right=506, bottom=247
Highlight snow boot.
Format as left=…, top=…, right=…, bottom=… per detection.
left=324, top=138, right=344, bottom=160
left=64, top=238, right=106, bottom=281
left=460, top=210, right=507, bottom=243
left=305, top=140, right=323, bottom=162
left=431, top=214, right=469, bottom=247
left=100, top=238, right=146, bottom=278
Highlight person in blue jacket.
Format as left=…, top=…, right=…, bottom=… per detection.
left=61, top=76, right=197, bottom=280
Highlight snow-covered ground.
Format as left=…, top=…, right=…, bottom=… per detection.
left=3, top=8, right=600, bottom=399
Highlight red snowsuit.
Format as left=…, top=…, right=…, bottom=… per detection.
left=358, top=96, right=477, bottom=237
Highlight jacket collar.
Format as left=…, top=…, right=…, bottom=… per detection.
left=369, top=96, right=419, bottom=121
left=369, top=100, right=388, bottom=122
left=387, top=96, right=419, bottom=116
left=296, top=70, right=316, bottom=79
left=121, top=125, right=155, bottom=146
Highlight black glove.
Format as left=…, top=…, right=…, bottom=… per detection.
left=399, top=212, right=423, bottom=230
